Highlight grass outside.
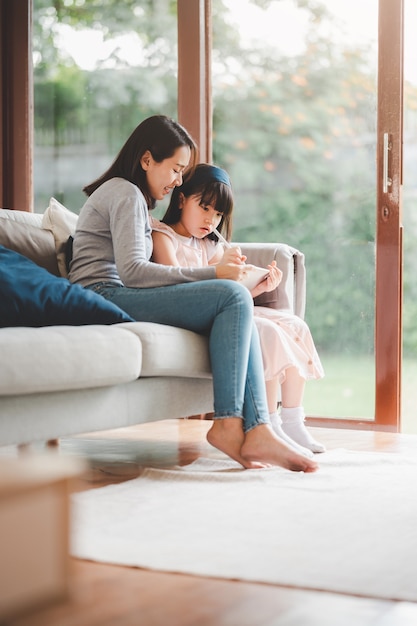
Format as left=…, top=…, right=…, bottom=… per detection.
left=303, top=354, right=417, bottom=434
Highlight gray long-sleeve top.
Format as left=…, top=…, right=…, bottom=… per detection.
left=68, top=178, right=216, bottom=288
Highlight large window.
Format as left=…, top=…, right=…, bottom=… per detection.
left=33, top=0, right=178, bottom=214
left=7, top=0, right=410, bottom=431
left=211, top=0, right=379, bottom=422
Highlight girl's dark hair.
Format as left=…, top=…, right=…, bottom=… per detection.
left=162, top=163, right=234, bottom=241
left=83, top=115, right=198, bottom=209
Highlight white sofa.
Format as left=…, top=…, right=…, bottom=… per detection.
left=0, top=206, right=306, bottom=447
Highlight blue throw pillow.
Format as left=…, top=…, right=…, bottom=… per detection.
left=0, top=245, right=134, bottom=327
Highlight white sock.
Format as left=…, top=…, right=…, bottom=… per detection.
left=269, top=412, right=314, bottom=459
left=280, top=407, right=326, bottom=453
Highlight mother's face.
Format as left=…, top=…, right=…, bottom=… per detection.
left=141, top=146, right=191, bottom=201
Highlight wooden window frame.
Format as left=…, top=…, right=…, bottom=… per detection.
left=2, top=0, right=404, bottom=432
left=0, top=0, right=33, bottom=211
left=307, top=0, right=404, bottom=432
left=177, top=0, right=212, bottom=163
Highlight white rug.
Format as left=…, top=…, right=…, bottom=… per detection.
left=71, top=449, right=417, bottom=601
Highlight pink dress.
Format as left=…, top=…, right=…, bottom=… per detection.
left=151, top=219, right=324, bottom=384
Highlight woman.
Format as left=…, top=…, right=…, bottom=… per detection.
left=69, top=114, right=317, bottom=473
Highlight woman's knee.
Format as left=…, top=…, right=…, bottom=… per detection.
left=211, top=279, right=253, bottom=310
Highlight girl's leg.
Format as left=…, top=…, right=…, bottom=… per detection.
left=280, top=405, right=326, bottom=453
left=280, top=367, right=305, bottom=408
left=279, top=367, right=325, bottom=453
left=266, top=375, right=314, bottom=458
left=265, top=377, right=280, bottom=414
left=268, top=366, right=325, bottom=453
left=253, top=313, right=324, bottom=454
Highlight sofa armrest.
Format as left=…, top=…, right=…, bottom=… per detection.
left=236, top=242, right=306, bottom=319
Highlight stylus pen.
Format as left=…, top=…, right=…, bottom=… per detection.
left=213, top=228, right=232, bottom=249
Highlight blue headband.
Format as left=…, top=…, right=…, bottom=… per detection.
left=184, top=164, right=231, bottom=190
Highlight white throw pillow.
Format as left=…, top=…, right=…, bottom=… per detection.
left=42, top=197, right=78, bottom=277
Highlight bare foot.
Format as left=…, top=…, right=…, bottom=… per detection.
left=241, top=424, right=318, bottom=473
left=207, top=418, right=268, bottom=469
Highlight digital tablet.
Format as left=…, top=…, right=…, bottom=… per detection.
left=239, top=265, right=270, bottom=291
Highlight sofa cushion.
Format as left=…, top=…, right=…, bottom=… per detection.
left=0, top=245, right=134, bottom=327
left=42, top=197, right=78, bottom=277
left=0, top=208, right=43, bottom=228
left=0, top=325, right=142, bottom=395
left=119, top=321, right=212, bottom=378
left=0, top=214, right=59, bottom=275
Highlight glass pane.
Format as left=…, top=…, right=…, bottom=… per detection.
left=212, top=0, right=378, bottom=420
left=33, top=0, right=178, bottom=215
left=401, top=0, right=417, bottom=434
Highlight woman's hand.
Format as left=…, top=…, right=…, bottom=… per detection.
left=215, top=246, right=248, bottom=281
left=250, top=260, right=282, bottom=298
left=215, top=262, right=248, bottom=281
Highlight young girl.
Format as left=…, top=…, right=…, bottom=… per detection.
left=69, top=115, right=317, bottom=473
left=151, top=163, right=325, bottom=456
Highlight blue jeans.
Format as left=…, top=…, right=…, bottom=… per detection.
left=88, top=279, right=270, bottom=432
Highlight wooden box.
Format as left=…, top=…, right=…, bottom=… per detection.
left=0, top=454, right=85, bottom=621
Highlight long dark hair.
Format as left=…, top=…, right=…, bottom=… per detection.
left=83, top=115, right=198, bottom=209
left=162, top=163, right=234, bottom=241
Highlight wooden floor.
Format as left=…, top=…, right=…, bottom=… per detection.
left=7, top=419, right=417, bottom=626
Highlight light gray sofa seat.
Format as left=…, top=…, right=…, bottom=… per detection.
left=0, top=325, right=143, bottom=395
left=118, top=322, right=211, bottom=378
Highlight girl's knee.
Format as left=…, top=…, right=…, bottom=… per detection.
left=255, top=317, right=283, bottom=352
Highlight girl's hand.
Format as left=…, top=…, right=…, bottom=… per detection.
left=218, top=246, right=246, bottom=266
left=251, top=260, right=282, bottom=298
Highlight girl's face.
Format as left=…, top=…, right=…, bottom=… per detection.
left=141, top=146, right=191, bottom=201
left=174, top=192, right=223, bottom=239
